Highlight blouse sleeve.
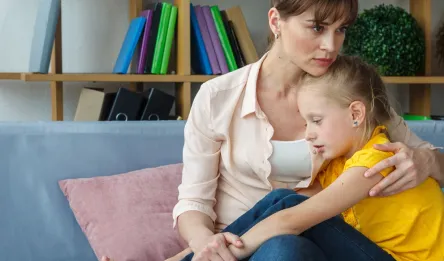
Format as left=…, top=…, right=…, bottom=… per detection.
left=386, top=107, right=441, bottom=150
left=172, top=83, right=221, bottom=227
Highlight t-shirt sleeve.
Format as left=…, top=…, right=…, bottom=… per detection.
left=344, top=148, right=395, bottom=177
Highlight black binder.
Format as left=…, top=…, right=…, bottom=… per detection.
left=107, top=88, right=145, bottom=121
left=140, top=88, right=175, bottom=121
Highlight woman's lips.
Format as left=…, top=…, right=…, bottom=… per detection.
left=313, top=58, right=333, bottom=67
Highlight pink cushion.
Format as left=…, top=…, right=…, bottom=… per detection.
left=59, top=163, right=187, bottom=261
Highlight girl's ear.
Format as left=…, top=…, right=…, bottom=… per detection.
left=349, top=101, right=366, bottom=127
left=268, top=7, right=281, bottom=36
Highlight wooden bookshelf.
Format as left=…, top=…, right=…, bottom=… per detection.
left=0, top=0, right=438, bottom=120
left=382, top=76, right=444, bottom=84
left=0, top=73, right=22, bottom=80
left=21, top=73, right=215, bottom=83
left=20, top=74, right=444, bottom=85
left=409, top=0, right=432, bottom=116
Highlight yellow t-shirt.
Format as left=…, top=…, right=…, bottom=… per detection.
left=317, top=126, right=444, bottom=261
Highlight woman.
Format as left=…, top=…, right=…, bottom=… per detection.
left=171, top=0, right=444, bottom=260
left=102, top=1, right=444, bottom=261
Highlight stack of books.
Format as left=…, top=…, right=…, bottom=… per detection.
left=112, top=2, right=258, bottom=76
left=190, top=4, right=258, bottom=75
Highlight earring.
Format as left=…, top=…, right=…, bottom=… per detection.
left=353, top=120, right=358, bottom=127
left=275, top=32, right=279, bottom=39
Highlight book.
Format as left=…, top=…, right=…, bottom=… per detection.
left=151, top=2, right=172, bottom=74
left=190, top=3, right=212, bottom=75
left=144, top=2, right=163, bottom=74
left=210, top=5, right=238, bottom=72
left=113, top=16, right=146, bottom=74
left=202, top=5, right=228, bottom=74
left=224, top=6, right=258, bottom=64
left=160, top=5, right=178, bottom=74
left=221, top=11, right=246, bottom=68
left=137, top=10, right=153, bottom=74
left=195, top=5, right=221, bottom=74
left=28, top=0, right=61, bottom=73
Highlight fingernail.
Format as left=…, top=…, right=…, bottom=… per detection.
left=364, top=171, right=369, bottom=177
left=369, top=190, right=376, bottom=196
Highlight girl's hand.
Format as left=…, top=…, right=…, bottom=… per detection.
left=191, top=232, right=243, bottom=261
left=364, top=142, right=430, bottom=196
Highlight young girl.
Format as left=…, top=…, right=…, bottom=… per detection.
left=194, top=55, right=444, bottom=261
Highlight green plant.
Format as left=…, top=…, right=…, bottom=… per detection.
left=342, top=4, right=425, bottom=76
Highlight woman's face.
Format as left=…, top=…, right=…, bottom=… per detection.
left=270, top=7, right=349, bottom=76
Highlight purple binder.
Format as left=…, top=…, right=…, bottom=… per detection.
left=202, top=5, right=229, bottom=74
left=137, top=9, right=153, bottom=74
left=195, top=5, right=221, bottom=74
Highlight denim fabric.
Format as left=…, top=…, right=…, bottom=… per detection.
left=182, top=188, right=395, bottom=261
left=249, top=235, right=328, bottom=261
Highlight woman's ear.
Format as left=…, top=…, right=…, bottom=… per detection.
left=268, top=7, right=281, bottom=37
left=349, top=101, right=366, bottom=127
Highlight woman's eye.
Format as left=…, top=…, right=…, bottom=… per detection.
left=312, top=24, right=324, bottom=32
left=337, top=26, right=348, bottom=33
left=313, top=119, right=321, bottom=124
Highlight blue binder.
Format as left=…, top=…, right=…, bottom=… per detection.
left=190, top=3, right=212, bottom=75
left=28, top=0, right=61, bottom=73
left=113, top=16, right=146, bottom=74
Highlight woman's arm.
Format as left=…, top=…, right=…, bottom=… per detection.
left=172, top=84, right=244, bottom=261
left=173, top=84, right=220, bottom=245
left=229, top=166, right=383, bottom=259
left=365, top=109, right=444, bottom=195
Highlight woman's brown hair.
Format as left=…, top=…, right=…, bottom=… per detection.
left=267, top=0, right=359, bottom=48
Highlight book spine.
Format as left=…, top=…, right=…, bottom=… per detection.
left=195, top=5, right=221, bottom=74
left=160, top=6, right=178, bottom=74
left=210, top=6, right=237, bottom=72
left=29, top=0, right=61, bottom=73
left=190, top=3, right=212, bottom=75
left=144, top=2, right=163, bottom=74
left=202, top=5, right=228, bottom=74
left=137, top=10, right=153, bottom=74
left=151, top=3, right=172, bottom=74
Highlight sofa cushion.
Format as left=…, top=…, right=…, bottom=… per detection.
left=59, top=163, right=187, bottom=261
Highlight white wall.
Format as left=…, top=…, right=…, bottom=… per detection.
left=0, top=0, right=443, bottom=121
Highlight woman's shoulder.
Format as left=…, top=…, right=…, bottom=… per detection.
left=202, top=63, right=254, bottom=94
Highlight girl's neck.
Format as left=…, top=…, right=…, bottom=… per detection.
left=258, top=45, right=305, bottom=94
left=344, top=127, right=372, bottom=159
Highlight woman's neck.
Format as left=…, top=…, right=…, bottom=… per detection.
left=258, top=46, right=305, bottom=94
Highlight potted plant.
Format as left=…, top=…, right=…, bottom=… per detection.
left=342, top=4, right=425, bottom=76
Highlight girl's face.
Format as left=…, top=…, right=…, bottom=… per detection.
left=269, top=7, right=349, bottom=76
left=297, top=83, right=363, bottom=160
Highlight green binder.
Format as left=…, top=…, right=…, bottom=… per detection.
left=210, top=6, right=238, bottom=72
left=151, top=2, right=172, bottom=74
left=160, top=6, right=178, bottom=74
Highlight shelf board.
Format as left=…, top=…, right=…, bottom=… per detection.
left=0, top=73, right=22, bottom=80
left=17, top=74, right=444, bottom=84
left=21, top=73, right=219, bottom=83
left=381, top=76, right=444, bottom=84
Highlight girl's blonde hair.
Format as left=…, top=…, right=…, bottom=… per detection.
left=300, top=55, right=392, bottom=141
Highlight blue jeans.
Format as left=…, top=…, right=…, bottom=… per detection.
left=182, top=189, right=395, bottom=261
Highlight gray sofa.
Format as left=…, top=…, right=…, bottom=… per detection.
left=1, top=120, right=443, bottom=261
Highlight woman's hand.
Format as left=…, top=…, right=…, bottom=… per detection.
left=190, top=232, right=244, bottom=261
left=364, top=142, right=431, bottom=196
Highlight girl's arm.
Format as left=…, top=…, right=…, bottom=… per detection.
left=230, top=166, right=383, bottom=259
